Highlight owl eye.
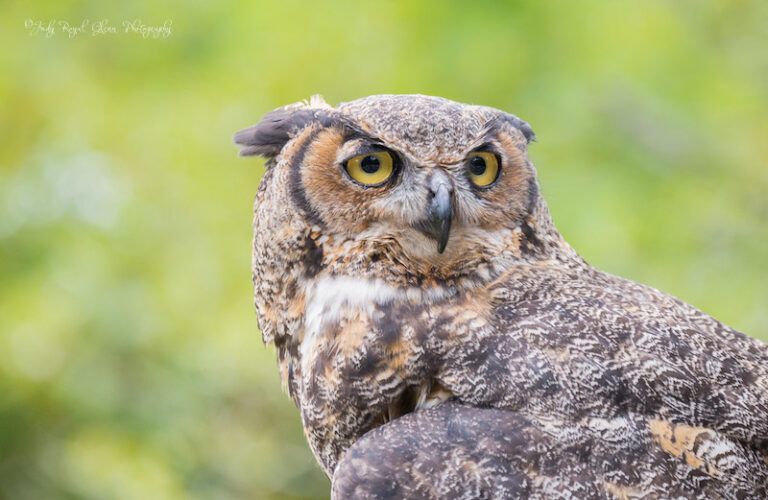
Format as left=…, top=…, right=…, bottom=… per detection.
left=344, top=151, right=395, bottom=187
left=466, top=152, right=500, bottom=187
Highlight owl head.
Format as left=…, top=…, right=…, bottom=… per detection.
left=236, top=95, right=566, bottom=287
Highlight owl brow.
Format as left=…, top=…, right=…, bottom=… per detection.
left=335, top=119, right=380, bottom=145
left=343, top=142, right=394, bottom=161
left=468, top=142, right=501, bottom=156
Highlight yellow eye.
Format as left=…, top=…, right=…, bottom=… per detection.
left=466, top=152, right=500, bottom=187
left=344, top=151, right=395, bottom=186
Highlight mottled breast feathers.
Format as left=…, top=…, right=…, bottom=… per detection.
left=236, top=94, right=768, bottom=499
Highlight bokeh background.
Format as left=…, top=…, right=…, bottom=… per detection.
left=1, top=0, right=767, bottom=498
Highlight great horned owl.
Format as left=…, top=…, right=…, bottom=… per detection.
left=235, top=95, right=768, bottom=499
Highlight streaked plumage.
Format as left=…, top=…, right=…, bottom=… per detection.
left=235, top=95, right=768, bottom=499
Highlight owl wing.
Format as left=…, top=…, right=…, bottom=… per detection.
left=334, top=265, right=768, bottom=498
left=441, top=265, right=768, bottom=451
left=331, top=402, right=768, bottom=499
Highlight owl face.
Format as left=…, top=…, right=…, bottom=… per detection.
left=236, top=95, right=538, bottom=276
left=296, top=114, right=532, bottom=262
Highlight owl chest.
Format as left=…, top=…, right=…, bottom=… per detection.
left=294, top=277, right=566, bottom=472
left=296, top=280, right=625, bottom=436
left=297, top=278, right=435, bottom=408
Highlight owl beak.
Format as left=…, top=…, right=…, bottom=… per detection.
left=422, top=177, right=453, bottom=254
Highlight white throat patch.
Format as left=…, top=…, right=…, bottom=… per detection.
left=299, top=275, right=453, bottom=364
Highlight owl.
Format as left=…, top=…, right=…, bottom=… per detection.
left=235, top=95, right=768, bottom=499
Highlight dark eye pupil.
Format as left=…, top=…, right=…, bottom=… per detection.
left=469, top=156, right=487, bottom=176
left=360, top=155, right=380, bottom=174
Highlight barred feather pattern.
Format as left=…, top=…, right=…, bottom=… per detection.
left=237, top=94, right=768, bottom=499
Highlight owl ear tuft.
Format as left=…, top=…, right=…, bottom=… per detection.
left=234, top=106, right=322, bottom=158
left=503, top=113, right=536, bottom=143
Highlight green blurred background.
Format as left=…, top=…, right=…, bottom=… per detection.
left=1, top=0, right=767, bottom=498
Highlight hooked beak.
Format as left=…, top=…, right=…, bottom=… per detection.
left=418, top=172, right=453, bottom=254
